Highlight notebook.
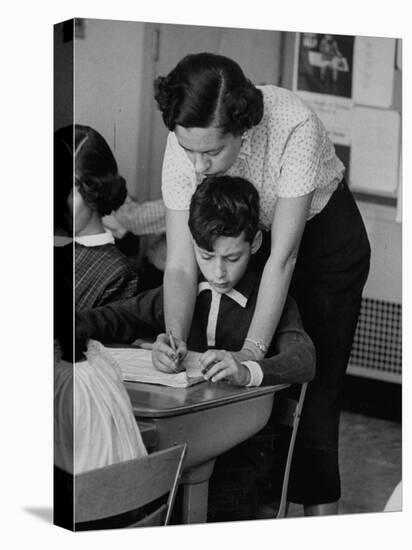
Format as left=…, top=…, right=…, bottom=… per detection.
left=106, top=346, right=205, bottom=388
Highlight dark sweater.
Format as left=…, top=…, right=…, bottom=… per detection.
left=78, top=264, right=315, bottom=385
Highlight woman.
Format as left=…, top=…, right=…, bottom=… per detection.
left=152, top=52, right=370, bottom=516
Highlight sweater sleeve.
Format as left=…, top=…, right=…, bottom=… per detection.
left=77, top=286, right=165, bottom=345
left=257, top=296, right=316, bottom=385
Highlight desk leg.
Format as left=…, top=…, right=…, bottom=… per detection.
left=180, top=459, right=216, bottom=524
left=181, top=480, right=210, bottom=524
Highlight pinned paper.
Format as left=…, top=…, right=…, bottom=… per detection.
left=353, top=37, right=396, bottom=108
left=350, top=107, right=400, bottom=195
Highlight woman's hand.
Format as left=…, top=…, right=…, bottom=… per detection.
left=151, top=333, right=187, bottom=373
left=199, top=349, right=251, bottom=386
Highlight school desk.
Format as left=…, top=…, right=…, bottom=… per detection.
left=125, top=380, right=289, bottom=524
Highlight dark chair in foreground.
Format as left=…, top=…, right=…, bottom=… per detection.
left=74, top=443, right=187, bottom=530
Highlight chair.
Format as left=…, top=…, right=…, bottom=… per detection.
left=207, top=383, right=308, bottom=523
left=74, top=443, right=187, bottom=530
left=272, top=382, right=308, bottom=518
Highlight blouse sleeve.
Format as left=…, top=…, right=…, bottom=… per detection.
left=161, top=132, right=197, bottom=210
left=276, top=113, right=324, bottom=198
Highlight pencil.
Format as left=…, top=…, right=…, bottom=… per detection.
left=168, top=329, right=177, bottom=353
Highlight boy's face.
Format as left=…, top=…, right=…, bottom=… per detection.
left=193, top=231, right=260, bottom=294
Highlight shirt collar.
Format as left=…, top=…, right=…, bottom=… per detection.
left=53, top=230, right=115, bottom=248
left=197, top=266, right=259, bottom=308
left=75, top=231, right=115, bottom=247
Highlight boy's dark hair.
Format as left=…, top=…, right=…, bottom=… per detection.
left=154, top=52, right=263, bottom=136
left=54, top=124, right=127, bottom=230
left=189, top=175, right=260, bottom=251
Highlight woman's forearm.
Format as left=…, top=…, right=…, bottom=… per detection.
left=246, top=254, right=296, bottom=351
left=163, top=267, right=197, bottom=341
left=244, top=193, right=312, bottom=358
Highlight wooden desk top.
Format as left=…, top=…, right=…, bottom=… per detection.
left=125, top=380, right=289, bottom=418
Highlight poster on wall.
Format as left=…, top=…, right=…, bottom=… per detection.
left=293, top=32, right=355, bottom=98
left=292, top=32, right=355, bottom=175
left=352, top=37, right=396, bottom=108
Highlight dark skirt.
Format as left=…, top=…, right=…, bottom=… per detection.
left=260, top=181, right=371, bottom=504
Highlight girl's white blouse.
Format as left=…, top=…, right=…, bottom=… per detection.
left=54, top=340, right=147, bottom=474
left=161, top=85, right=345, bottom=229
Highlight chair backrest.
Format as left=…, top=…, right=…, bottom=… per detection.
left=271, top=383, right=308, bottom=518
left=74, top=443, right=186, bottom=530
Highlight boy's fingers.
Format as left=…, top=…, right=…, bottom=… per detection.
left=203, top=359, right=227, bottom=379
left=152, top=343, right=183, bottom=372
left=154, top=353, right=181, bottom=373
left=200, top=350, right=223, bottom=369
left=155, top=341, right=178, bottom=360
left=209, top=364, right=232, bottom=383
left=176, top=342, right=187, bottom=361
left=211, top=369, right=229, bottom=383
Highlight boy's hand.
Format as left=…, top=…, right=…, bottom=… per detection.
left=199, top=349, right=251, bottom=386
left=152, top=333, right=187, bottom=373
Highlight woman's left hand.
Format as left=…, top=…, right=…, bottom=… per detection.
left=199, top=349, right=251, bottom=386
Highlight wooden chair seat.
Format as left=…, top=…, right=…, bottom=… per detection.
left=67, top=443, right=186, bottom=530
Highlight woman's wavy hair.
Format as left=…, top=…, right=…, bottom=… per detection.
left=154, top=52, right=263, bottom=136
left=188, top=175, right=260, bottom=251
left=54, top=124, right=127, bottom=229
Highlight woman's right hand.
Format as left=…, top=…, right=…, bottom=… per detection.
left=152, top=333, right=187, bottom=373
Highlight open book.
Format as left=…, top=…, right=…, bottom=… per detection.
left=106, top=346, right=205, bottom=388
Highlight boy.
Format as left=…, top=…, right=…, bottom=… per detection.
left=79, top=175, right=315, bottom=388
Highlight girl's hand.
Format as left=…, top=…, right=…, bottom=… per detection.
left=199, top=349, right=251, bottom=386
left=152, top=333, right=187, bottom=373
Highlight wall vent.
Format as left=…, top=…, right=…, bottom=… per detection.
left=348, top=297, right=402, bottom=383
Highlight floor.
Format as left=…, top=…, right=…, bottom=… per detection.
left=287, top=409, right=402, bottom=518
left=286, top=375, right=402, bottom=518
left=206, top=375, right=402, bottom=523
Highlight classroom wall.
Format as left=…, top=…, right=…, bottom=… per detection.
left=358, top=203, right=401, bottom=304
left=73, top=19, right=145, bottom=196
left=54, top=22, right=73, bottom=131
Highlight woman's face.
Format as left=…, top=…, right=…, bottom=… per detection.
left=175, top=125, right=242, bottom=177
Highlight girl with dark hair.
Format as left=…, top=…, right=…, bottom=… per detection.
left=54, top=124, right=138, bottom=310
left=152, top=52, right=370, bottom=516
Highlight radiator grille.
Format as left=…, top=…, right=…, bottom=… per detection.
left=348, top=297, right=402, bottom=383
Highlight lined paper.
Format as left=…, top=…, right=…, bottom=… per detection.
left=106, top=347, right=204, bottom=388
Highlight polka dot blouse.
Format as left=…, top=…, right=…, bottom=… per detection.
left=161, top=85, right=345, bottom=230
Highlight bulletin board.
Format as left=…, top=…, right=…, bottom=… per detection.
left=288, top=33, right=402, bottom=209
